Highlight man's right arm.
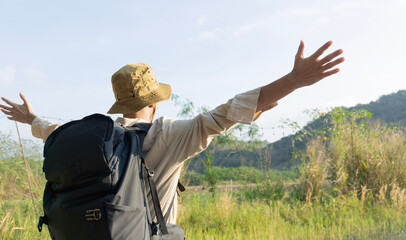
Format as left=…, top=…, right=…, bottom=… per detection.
left=0, top=93, right=60, bottom=142
left=255, top=40, right=344, bottom=118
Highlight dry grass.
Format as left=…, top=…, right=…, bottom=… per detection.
left=301, top=109, right=406, bottom=202
left=301, top=137, right=330, bottom=203
left=177, top=191, right=406, bottom=240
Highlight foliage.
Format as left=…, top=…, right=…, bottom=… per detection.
left=183, top=166, right=300, bottom=186
left=182, top=170, right=204, bottom=186
left=2, top=190, right=406, bottom=240
left=0, top=132, right=19, bottom=160
left=187, top=89, right=406, bottom=171
left=328, top=108, right=406, bottom=196
left=299, top=108, right=406, bottom=203
left=0, top=158, right=45, bottom=201
left=237, top=180, right=286, bottom=202
left=0, top=131, right=45, bottom=200
left=177, top=191, right=406, bottom=240
left=0, top=199, right=47, bottom=240
left=1, top=109, right=406, bottom=239
left=354, top=89, right=406, bottom=125
left=0, top=132, right=43, bottom=162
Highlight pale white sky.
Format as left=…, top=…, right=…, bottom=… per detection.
left=0, top=0, right=405, bottom=143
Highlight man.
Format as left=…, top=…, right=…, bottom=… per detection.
left=0, top=41, right=344, bottom=223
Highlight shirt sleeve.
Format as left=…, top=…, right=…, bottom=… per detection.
left=226, top=87, right=261, bottom=124
left=145, top=87, right=262, bottom=168
left=137, top=87, right=266, bottom=224
left=31, top=117, right=61, bottom=142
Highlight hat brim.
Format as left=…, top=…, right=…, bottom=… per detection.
left=107, top=83, right=171, bottom=114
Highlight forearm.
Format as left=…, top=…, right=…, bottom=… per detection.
left=256, top=72, right=297, bottom=113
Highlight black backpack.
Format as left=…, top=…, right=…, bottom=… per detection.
left=37, top=114, right=183, bottom=240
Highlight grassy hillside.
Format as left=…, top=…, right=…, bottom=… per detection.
left=188, top=89, right=406, bottom=171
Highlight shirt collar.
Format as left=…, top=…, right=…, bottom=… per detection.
left=115, top=117, right=150, bottom=127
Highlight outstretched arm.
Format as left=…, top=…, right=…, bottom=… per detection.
left=255, top=40, right=344, bottom=118
left=0, top=93, right=37, bottom=124
left=1, top=93, right=60, bottom=141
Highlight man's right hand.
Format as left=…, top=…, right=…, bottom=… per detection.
left=0, top=93, right=37, bottom=125
left=256, top=40, right=344, bottom=116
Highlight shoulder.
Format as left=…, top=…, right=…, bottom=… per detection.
left=143, top=116, right=177, bottom=150
left=143, top=116, right=194, bottom=149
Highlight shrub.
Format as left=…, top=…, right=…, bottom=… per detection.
left=299, top=108, right=406, bottom=202
left=236, top=180, right=286, bottom=202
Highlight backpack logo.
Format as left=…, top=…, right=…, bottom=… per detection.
left=85, top=209, right=101, bottom=221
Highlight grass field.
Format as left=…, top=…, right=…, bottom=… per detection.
left=1, top=189, right=406, bottom=240
left=1, top=109, right=406, bottom=239
left=178, top=189, right=406, bottom=240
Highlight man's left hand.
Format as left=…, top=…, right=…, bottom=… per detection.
left=0, top=93, right=37, bottom=125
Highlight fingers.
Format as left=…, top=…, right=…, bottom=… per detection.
left=319, top=49, right=344, bottom=65
left=19, top=93, right=28, bottom=105
left=1, top=97, right=17, bottom=107
left=7, top=116, right=18, bottom=121
left=1, top=108, right=15, bottom=118
left=0, top=103, right=13, bottom=111
left=1, top=94, right=35, bottom=124
left=322, top=68, right=340, bottom=78
left=295, top=40, right=305, bottom=59
left=1, top=108, right=11, bottom=115
left=1, top=107, right=17, bottom=116
left=321, top=57, right=345, bottom=71
left=311, top=41, right=333, bottom=60
left=1, top=109, right=27, bottom=123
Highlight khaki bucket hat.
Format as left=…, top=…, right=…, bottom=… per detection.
left=107, top=63, right=171, bottom=114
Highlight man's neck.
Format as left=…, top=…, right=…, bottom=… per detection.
left=123, top=112, right=153, bottom=123
left=122, top=104, right=156, bottom=123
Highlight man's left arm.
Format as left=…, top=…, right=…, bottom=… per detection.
left=0, top=93, right=60, bottom=141
left=1, top=93, right=37, bottom=124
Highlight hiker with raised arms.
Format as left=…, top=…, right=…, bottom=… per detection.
left=1, top=40, right=344, bottom=239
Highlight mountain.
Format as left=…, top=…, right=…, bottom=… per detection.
left=188, top=89, right=406, bottom=172
left=353, top=90, right=406, bottom=125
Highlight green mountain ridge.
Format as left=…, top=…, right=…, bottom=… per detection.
left=188, top=89, right=406, bottom=172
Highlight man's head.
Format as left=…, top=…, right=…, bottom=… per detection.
left=107, top=63, right=171, bottom=115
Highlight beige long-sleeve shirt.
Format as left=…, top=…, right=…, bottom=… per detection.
left=31, top=88, right=263, bottom=223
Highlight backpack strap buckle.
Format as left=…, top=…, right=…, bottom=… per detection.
left=148, top=170, right=154, bottom=177
left=37, top=215, right=48, bottom=232
left=85, top=209, right=102, bottom=221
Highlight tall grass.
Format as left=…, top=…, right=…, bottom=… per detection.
left=0, top=132, right=48, bottom=239
left=0, top=199, right=47, bottom=240
left=177, top=191, right=406, bottom=239
left=300, top=108, right=406, bottom=202
left=0, top=158, right=45, bottom=200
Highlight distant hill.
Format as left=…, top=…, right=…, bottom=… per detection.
left=188, top=89, right=406, bottom=172
left=353, top=90, right=406, bottom=125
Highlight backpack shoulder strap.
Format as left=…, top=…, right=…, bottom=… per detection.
left=144, top=160, right=169, bottom=235
left=117, top=122, right=152, bottom=133
left=122, top=121, right=170, bottom=235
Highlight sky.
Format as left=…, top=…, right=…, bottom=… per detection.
left=0, top=0, right=405, bottom=144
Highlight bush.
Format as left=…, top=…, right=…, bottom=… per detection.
left=183, top=170, right=205, bottom=186
left=183, top=166, right=300, bottom=186
left=299, top=108, right=406, bottom=202
left=237, top=180, right=286, bottom=202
